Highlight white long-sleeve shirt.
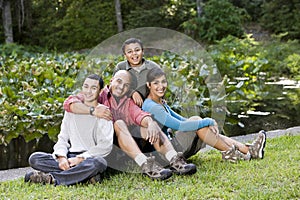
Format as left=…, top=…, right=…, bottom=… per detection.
left=53, top=111, right=114, bottom=159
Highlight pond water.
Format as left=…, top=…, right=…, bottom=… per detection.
left=225, top=77, right=300, bottom=136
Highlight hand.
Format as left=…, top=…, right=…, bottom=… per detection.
left=57, top=156, right=70, bottom=171
left=68, top=157, right=84, bottom=168
left=132, top=91, right=143, bottom=107
left=94, top=104, right=112, bottom=120
left=146, top=120, right=161, bottom=144
left=209, top=120, right=219, bottom=135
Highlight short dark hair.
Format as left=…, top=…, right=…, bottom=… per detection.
left=87, top=74, right=104, bottom=89
left=121, top=38, right=143, bottom=54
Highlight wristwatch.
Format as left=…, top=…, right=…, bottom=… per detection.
left=89, top=106, right=95, bottom=115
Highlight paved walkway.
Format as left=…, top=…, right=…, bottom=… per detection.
left=1, top=126, right=299, bottom=182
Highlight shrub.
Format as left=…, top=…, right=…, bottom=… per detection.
left=182, top=0, right=249, bottom=43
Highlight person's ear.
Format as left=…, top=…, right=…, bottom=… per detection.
left=146, top=82, right=150, bottom=88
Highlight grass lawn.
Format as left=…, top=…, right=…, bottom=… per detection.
left=0, top=135, right=299, bottom=200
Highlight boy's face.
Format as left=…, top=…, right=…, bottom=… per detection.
left=124, top=43, right=144, bottom=67
left=82, top=78, right=101, bottom=103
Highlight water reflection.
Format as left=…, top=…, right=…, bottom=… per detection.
left=225, top=77, right=300, bottom=136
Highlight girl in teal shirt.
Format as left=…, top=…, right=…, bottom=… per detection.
left=142, top=67, right=266, bottom=162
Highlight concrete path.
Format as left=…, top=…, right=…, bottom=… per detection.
left=1, top=126, right=299, bottom=182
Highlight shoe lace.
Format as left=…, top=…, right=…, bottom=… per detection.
left=171, top=152, right=187, bottom=166
left=145, top=156, right=162, bottom=172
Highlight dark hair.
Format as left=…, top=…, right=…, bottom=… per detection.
left=145, top=67, right=166, bottom=97
left=146, top=67, right=166, bottom=83
left=87, top=74, right=104, bottom=89
left=121, top=38, right=143, bottom=54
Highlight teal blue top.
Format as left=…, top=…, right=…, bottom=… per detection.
left=142, top=98, right=215, bottom=133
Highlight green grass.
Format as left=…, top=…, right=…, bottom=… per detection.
left=1, top=135, right=299, bottom=200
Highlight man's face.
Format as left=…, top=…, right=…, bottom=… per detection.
left=82, top=78, right=100, bottom=102
left=124, top=43, right=143, bottom=67
left=110, top=72, right=131, bottom=98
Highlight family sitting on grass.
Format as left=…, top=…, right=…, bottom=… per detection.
left=25, top=38, right=266, bottom=186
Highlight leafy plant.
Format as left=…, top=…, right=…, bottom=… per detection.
left=182, top=0, right=249, bottom=43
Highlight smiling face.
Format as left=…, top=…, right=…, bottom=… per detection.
left=147, top=74, right=168, bottom=100
left=110, top=70, right=131, bottom=98
left=123, top=42, right=144, bottom=67
left=82, top=78, right=101, bottom=103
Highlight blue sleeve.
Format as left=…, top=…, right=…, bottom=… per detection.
left=144, top=101, right=215, bottom=132
left=165, top=105, right=187, bottom=121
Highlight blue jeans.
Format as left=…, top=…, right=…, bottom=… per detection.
left=28, top=152, right=107, bottom=186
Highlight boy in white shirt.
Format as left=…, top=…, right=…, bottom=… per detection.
left=24, top=74, right=114, bottom=185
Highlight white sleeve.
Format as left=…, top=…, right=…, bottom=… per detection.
left=79, top=119, right=114, bottom=158
left=52, top=112, right=71, bottom=158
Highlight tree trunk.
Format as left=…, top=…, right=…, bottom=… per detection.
left=196, top=0, right=203, bottom=17
left=2, top=0, right=14, bottom=43
left=114, top=0, right=123, bottom=32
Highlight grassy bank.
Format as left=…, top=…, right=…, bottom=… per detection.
left=1, top=135, right=299, bottom=200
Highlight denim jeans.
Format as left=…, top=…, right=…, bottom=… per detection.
left=28, top=152, right=107, bottom=185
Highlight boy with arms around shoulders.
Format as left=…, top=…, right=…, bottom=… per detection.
left=114, top=37, right=161, bottom=107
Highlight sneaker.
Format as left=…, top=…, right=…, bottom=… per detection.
left=88, top=173, right=102, bottom=184
left=24, top=171, right=54, bottom=184
left=221, top=145, right=250, bottom=163
left=170, top=152, right=197, bottom=175
left=246, top=130, right=267, bottom=159
left=141, top=156, right=172, bottom=180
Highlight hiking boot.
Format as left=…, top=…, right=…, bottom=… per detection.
left=221, top=144, right=250, bottom=163
left=170, top=152, right=197, bottom=175
left=24, top=171, right=54, bottom=184
left=141, top=156, right=172, bottom=180
left=246, top=130, right=267, bottom=159
left=88, top=173, right=102, bottom=184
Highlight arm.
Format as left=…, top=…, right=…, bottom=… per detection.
left=132, top=91, right=143, bottom=107
left=53, top=111, right=71, bottom=170
left=147, top=103, right=215, bottom=132
left=63, top=93, right=112, bottom=121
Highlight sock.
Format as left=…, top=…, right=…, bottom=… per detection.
left=165, top=150, right=178, bottom=162
left=134, top=153, right=148, bottom=166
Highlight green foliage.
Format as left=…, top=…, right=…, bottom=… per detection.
left=0, top=46, right=85, bottom=144
left=1, top=135, right=300, bottom=199
left=229, top=0, right=264, bottom=21
left=21, top=0, right=116, bottom=51
left=182, top=0, right=249, bottom=42
left=260, top=0, right=300, bottom=39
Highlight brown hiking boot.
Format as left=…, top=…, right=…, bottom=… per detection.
left=141, top=156, right=172, bottom=180
left=246, top=130, right=267, bottom=159
left=88, top=173, right=102, bottom=184
left=221, top=145, right=250, bottom=163
left=24, top=171, right=54, bottom=184
left=170, top=152, right=197, bottom=175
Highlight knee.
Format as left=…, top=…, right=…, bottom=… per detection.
left=28, top=152, right=41, bottom=167
left=114, top=120, right=128, bottom=137
left=189, top=116, right=202, bottom=121
left=93, top=157, right=107, bottom=172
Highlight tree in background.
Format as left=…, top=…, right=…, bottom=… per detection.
left=114, top=0, right=123, bottom=32
left=1, top=0, right=13, bottom=43
left=260, top=0, right=300, bottom=39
